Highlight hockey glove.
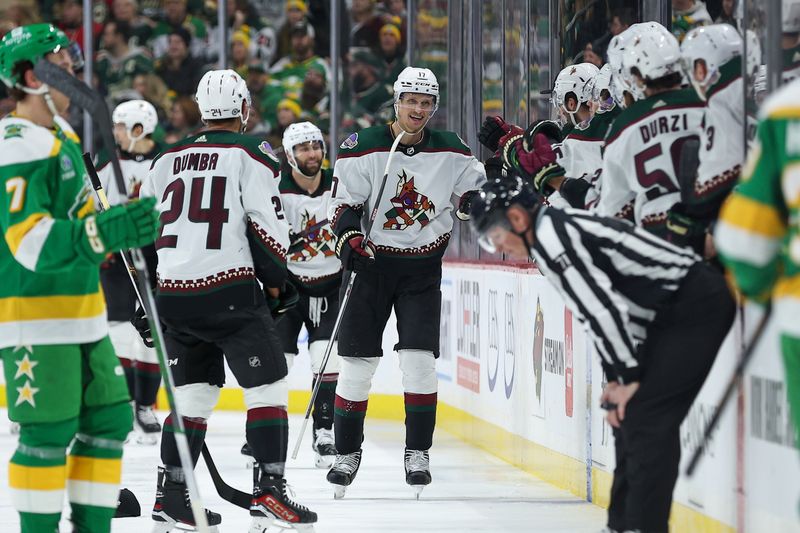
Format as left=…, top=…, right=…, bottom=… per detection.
left=665, top=203, right=707, bottom=255
left=456, top=190, right=479, bottom=221
left=267, top=281, right=300, bottom=319
left=131, top=305, right=155, bottom=348
left=82, top=197, right=160, bottom=262
left=483, top=156, right=510, bottom=181
left=478, top=116, right=523, bottom=152
left=532, top=163, right=567, bottom=196
left=500, top=131, right=558, bottom=181
left=336, top=229, right=376, bottom=272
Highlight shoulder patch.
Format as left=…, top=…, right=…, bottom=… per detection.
left=258, top=140, right=274, bottom=155
left=340, top=132, right=358, bottom=150
left=4, top=123, right=25, bottom=139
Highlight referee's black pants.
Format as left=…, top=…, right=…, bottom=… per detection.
left=607, top=262, right=736, bottom=533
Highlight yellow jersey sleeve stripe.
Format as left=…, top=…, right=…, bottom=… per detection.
left=8, top=463, right=67, bottom=491
left=67, top=456, right=122, bottom=484
left=765, top=107, right=800, bottom=120
left=4, top=212, right=48, bottom=255
left=49, top=138, right=62, bottom=157
left=0, top=292, right=106, bottom=323
left=718, top=193, right=787, bottom=238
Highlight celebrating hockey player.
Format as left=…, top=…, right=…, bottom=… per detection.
left=139, top=69, right=317, bottom=531
left=326, top=66, right=486, bottom=498
left=672, top=24, right=750, bottom=255
left=716, top=78, right=800, bottom=468
left=277, top=121, right=342, bottom=468
left=0, top=23, right=160, bottom=533
left=97, top=99, right=163, bottom=444
left=470, top=176, right=735, bottom=533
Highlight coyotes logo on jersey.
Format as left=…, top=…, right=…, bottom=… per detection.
left=383, top=170, right=436, bottom=230
left=289, top=210, right=336, bottom=262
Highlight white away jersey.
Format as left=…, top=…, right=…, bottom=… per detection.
left=140, top=131, right=289, bottom=317
left=96, top=146, right=161, bottom=205
left=329, top=125, right=486, bottom=259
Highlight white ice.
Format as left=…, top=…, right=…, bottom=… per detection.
left=0, top=408, right=605, bottom=532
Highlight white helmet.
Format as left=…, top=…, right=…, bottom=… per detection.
left=393, top=66, right=439, bottom=116
left=592, top=63, right=614, bottom=111
left=785, top=0, right=800, bottom=33
left=282, top=121, right=326, bottom=176
left=607, top=23, right=647, bottom=107
left=195, top=69, right=251, bottom=125
left=622, top=22, right=681, bottom=99
left=552, top=63, right=599, bottom=126
left=112, top=99, right=158, bottom=152
left=681, top=24, right=742, bottom=101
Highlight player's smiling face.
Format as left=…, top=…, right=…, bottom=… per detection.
left=293, top=141, right=324, bottom=177
left=396, top=93, right=435, bottom=133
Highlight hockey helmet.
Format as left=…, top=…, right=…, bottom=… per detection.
left=622, top=23, right=682, bottom=93
left=195, top=69, right=251, bottom=125
left=607, top=24, right=646, bottom=107
left=551, top=63, right=599, bottom=126
left=393, top=66, right=439, bottom=115
left=282, top=121, right=326, bottom=175
left=113, top=99, right=158, bottom=150
left=0, top=23, right=81, bottom=92
left=592, top=63, right=614, bottom=111
left=680, top=24, right=742, bottom=101
left=469, top=175, right=540, bottom=254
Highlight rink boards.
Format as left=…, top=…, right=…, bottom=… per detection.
left=1, top=262, right=797, bottom=532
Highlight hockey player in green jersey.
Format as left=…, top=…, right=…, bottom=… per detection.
left=0, top=23, right=160, bottom=533
left=715, top=78, right=800, bottom=450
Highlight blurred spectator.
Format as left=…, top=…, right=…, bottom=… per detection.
left=715, top=0, right=738, bottom=27
left=266, top=21, right=330, bottom=125
left=582, top=42, right=604, bottom=67
left=246, top=62, right=270, bottom=111
left=343, top=47, right=392, bottom=132
left=382, top=0, right=406, bottom=19
left=265, top=98, right=301, bottom=147
left=96, top=21, right=154, bottom=96
left=609, top=8, right=634, bottom=37
left=230, top=30, right=253, bottom=78
left=132, top=72, right=171, bottom=122
left=1, top=1, right=41, bottom=28
left=150, top=0, right=209, bottom=58
left=377, top=23, right=405, bottom=81
left=57, top=0, right=102, bottom=51
left=244, top=103, right=269, bottom=135
left=275, top=0, right=309, bottom=64
left=111, top=0, right=155, bottom=47
left=299, top=63, right=329, bottom=129
left=165, top=95, right=201, bottom=144
left=155, top=28, right=207, bottom=96
left=672, top=0, right=712, bottom=42
left=350, top=0, right=384, bottom=50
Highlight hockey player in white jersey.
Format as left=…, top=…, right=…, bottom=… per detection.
left=783, top=0, right=800, bottom=83
left=326, top=66, right=486, bottom=498
left=597, top=22, right=704, bottom=238
left=97, top=99, right=163, bottom=444
left=276, top=122, right=342, bottom=468
left=670, top=24, right=750, bottom=255
left=139, top=69, right=317, bottom=531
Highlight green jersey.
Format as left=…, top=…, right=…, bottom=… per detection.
left=0, top=115, right=108, bottom=349
left=95, top=47, right=153, bottom=95
left=716, top=78, right=800, bottom=303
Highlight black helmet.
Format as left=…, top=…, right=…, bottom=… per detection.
left=469, top=175, right=541, bottom=252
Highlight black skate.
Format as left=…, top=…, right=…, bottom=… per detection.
left=151, top=466, right=221, bottom=532
left=250, top=464, right=317, bottom=532
left=404, top=449, right=431, bottom=500
left=312, top=428, right=336, bottom=469
left=134, top=404, right=161, bottom=445
left=326, top=449, right=362, bottom=499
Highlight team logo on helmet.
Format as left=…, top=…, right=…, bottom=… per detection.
left=383, top=171, right=436, bottom=231
left=288, top=210, right=336, bottom=262
left=340, top=132, right=358, bottom=150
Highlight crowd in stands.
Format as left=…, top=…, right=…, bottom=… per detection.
left=0, top=0, right=412, bottom=149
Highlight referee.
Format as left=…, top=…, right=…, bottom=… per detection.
left=470, top=176, right=735, bottom=533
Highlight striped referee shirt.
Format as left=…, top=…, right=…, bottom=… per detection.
left=530, top=206, right=700, bottom=384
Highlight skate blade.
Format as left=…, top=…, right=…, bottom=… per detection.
left=333, top=485, right=347, bottom=500
left=314, top=454, right=334, bottom=469
left=250, top=516, right=316, bottom=532
left=410, top=484, right=425, bottom=500
left=135, top=432, right=159, bottom=445
left=152, top=517, right=219, bottom=533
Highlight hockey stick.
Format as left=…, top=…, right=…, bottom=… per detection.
left=35, top=59, right=211, bottom=532
left=200, top=444, right=251, bottom=509
left=685, top=303, right=772, bottom=477
left=291, top=128, right=408, bottom=459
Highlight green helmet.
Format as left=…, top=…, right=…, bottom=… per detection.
left=0, top=23, right=71, bottom=89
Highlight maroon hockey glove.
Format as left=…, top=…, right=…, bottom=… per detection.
left=478, top=116, right=523, bottom=152
left=336, top=230, right=376, bottom=272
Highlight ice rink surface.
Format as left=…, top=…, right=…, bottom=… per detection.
left=0, top=408, right=605, bottom=532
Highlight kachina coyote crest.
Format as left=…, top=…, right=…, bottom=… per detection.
left=383, top=170, right=436, bottom=230
left=289, top=210, right=337, bottom=261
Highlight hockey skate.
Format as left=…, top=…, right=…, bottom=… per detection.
left=312, top=428, right=336, bottom=469
left=326, top=449, right=362, bottom=499
left=134, top=404, right=161, bottom=445
left=404, top=449, right=431, bottom=500
left=151, top=466, right=221, bottom=532
left=250, top=464, right=317, bottom=532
